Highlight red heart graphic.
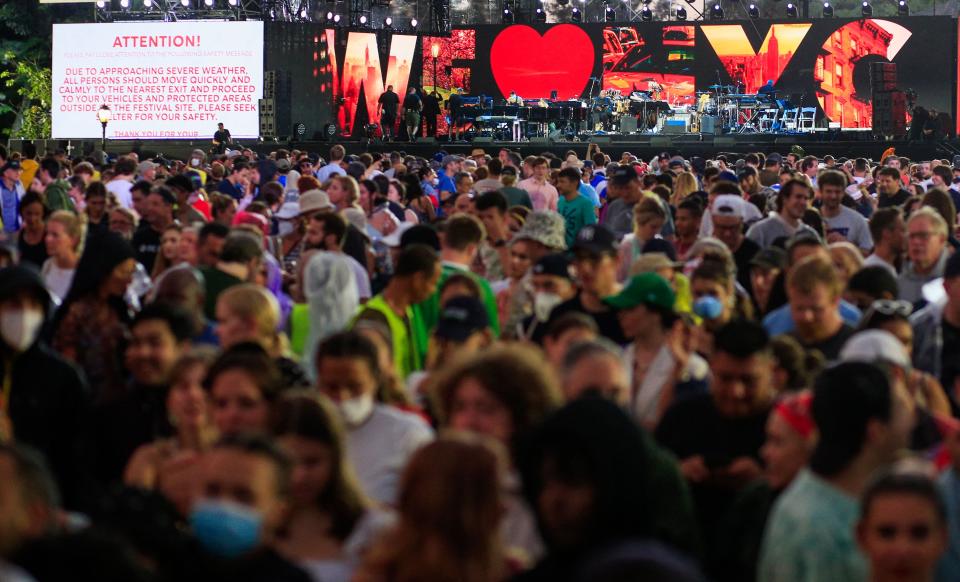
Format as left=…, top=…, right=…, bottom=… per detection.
left=490, top=25, right=595, bottom=101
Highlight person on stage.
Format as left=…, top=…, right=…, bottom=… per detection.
left=377, top=85, right=401, bottom=142
left=422, top=90, right=441, bottom=138
left=212, top=122, right=232, bottom=154
left=648, top=80, right=663, bottom=101
left=448, top=87, right=464, bottom=141
left=758, top=80, right=776, bottom=97
left=402, top=87, right=423, bottom=143
left=507, top=91, right=524, bottom=106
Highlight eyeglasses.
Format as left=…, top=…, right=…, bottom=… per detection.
left=869, top=299, right=913, bottom=318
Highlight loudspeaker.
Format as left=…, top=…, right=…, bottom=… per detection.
left=591, top=136, right=612, bottom=144
left=472, top=136, right=494, bottom=144
left=700, top=115, right=718, bottom=134
left=872, top=90, right=906, bottom=136
left=871, top=62, right=897, bottom=92
left=619, top=117, right=638, bottom=133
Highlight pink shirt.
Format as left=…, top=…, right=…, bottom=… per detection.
left=517, top=178, right=558, bottom=212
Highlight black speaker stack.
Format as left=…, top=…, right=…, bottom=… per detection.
left=871, top=62, right=906, bottom=137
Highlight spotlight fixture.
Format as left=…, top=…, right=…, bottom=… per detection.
left=119, top=0, right=130, bottom=7
left=786, top=2, right=798, bottom=17
left=326, top=11, right=334, bottom=20
left=710, top=3, right=723, bottom=19
left=503, top=8, right=515, bottom=23
left=640, top=4, right=652, bottom=20
left=384, top=16, right=393, bottom=26
left=748, top=3, right=759, bottom=17
left=96, top=0, right=106, bottom=7
left=359, top=14, right=368, bottom=24
left=861, top=1, right=872, bottom=16
left=204, top=0, right=214, bottom=6
left=604, top=4, right=616, bottom=21
left=143, top=0, right=153, bottom=7
left=897, top=0, right=908, bottom=15
left=571, top=6, right=582, bottom=22
left=534, top=5, right=546, bottom=22
left=410, top=18, right=418, bottom=27
left=676, top=6, right=687, bottom=19
left=333, top=13, right=341, bottom=22
left=180, top=0, right=189, bottom=7
left=822, top=1, right=834, bottom=16
left=228, top=0, right=238, bottom=5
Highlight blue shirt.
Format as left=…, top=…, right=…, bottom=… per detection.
left=437, top=172, right=456, bottom=195
left=578, top=182, right=601, bottom=208
left=763, top=300, right=862, bottom=336
left=217, top=178, right=245, bottom=201
left=0, top=180, right=22, bottom=233
left=759, top=469, right=866, bottom=582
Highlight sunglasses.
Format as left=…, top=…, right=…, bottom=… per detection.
left=869, top=299, right=913, bottom=318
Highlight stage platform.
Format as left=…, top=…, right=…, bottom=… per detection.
left=29, top=132, right=960, bottom=163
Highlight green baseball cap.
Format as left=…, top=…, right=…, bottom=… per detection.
left=604, top=273, right=675, bottom=311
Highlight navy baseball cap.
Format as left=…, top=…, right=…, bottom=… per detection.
left=572, top=224, right=618, bottom=256
left=435, top=296, right=490, bottom=341
left=532, top=253, right=573, bottom=280
left=609, top=165, right=639, bottom=186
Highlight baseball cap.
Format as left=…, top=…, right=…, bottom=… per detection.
left=609, top=165, right=639, bottom=186
left=642, top=238, right=678, bottom=262
left=276, top=158, right=292, bottom=171
left=1, top=160, right=22, bottom=173
left=435, top=296, right=490, bottom=342
left=750, top=247, right=787, bottom=271
left=716, top=170, right=739, bottom=183
left=501, top=165, right=518, bottom=176
left=532, top=253, right=573, bottom=280
left=441, top=154, right=464, bottom=168
left=839, top=329, right=911, bottom=370
left=604, top=272, right=675, bottom=311
left=712, top=194, right=748, bottom=219
left=299, top=189, right=334, bottom=215
left=572, top=224, right=617, bottom=256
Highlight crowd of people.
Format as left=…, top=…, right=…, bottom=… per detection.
left=0, top=138, right=959, bottom=581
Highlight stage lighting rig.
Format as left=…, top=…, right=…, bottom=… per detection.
left=571, top=6, right=582, bottom=22
left=534, top=1, right=546, bottom=23
left=898, top=0, right=909, bottom=15
left=748, top=3, right=759, bottom=17
left=503, top=7, right=515, bottom=23
left=822, top=1, right=834, bottom=16
left=410, top=18, right=418, bottom=27
left=676, top=6, right=687, bottom=19
left=604, top=3, right=616, bottom=21
left=640, top=3, right=652, bottom=20
left=710, top=3, right=723, bottom=19
left=861, top=1, right=872, bottom=16
left=786, top=2, right=798, bottom=17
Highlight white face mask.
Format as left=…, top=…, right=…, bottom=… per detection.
left=338, top=393, right=375, bottom=427
left=533, top=292, right=563, bottom=322
left=1, top=309, right=44, bottom=352
left=277, top=221, right=294, bottom=237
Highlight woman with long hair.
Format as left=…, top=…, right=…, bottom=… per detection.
left=355, top=435, right=508, bottom=582
left=671, top=171, right=700, bottom=206
left=151, top=224, right=182, bottom=279
left=51, top=231, right=137, bottom=404
left=302, top=252, right=360, bottom=381
left=124, top=347, right=219, bottom=514
left=15, top=191, right=47, bottom=268
left=41, top=210, right=83, bottom=303
left=617, top=197, right=667, bottom=282
left=272, top=392, right=380, bottom=582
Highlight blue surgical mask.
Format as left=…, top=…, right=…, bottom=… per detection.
left=693, top=295, right=724, bottom=320
left=190, top=499, right=263, bottom=558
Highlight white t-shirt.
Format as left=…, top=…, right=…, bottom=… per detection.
left=346, top=404, right=433, bottom=504
left=300, top=510, right=395, bottom=582
left=41, top=260, right=75, bottom=304
left=863, top=253, right=897, bottom=277
left=346, top=254, right=372, bottom=300
left=106, top=178, right=134, bottom=209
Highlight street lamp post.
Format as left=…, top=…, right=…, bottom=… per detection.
left=97, top=104, right=111, bottom=153
left=431, top=42, right=440, bottom=92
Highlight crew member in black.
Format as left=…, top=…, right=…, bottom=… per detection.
left=448, top=88, right=464, bottom=141
left=377, top=85, right=401, bottom=142
left=422, top=90, right=441, bottom=138
left=402, top=87, right=422, bottom=143
left=212, top=122, right=231, bottom=154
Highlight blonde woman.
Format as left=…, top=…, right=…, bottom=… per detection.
left=616, top=196, right=667, bottom=282
left=671, top=171, right=699, bottom=205
left=215, top=283, right=310, bottom=388
left=41, top=210, right=84, bottom=302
